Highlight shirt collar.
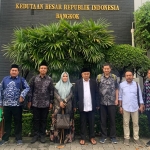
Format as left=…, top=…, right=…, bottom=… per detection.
left=9, top=76, right=19, bottom=79
left=125, top=80, right=134, bottom=84
left=38, top=74, right=47, bottom=79
left=102, top=73, right=111, bottom=78
left=146, top=78, right=150, bottom=81
left=83, top=78, right=90, bottom=82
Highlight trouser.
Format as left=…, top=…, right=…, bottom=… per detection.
left=2, top=106, right=22, bottom=141
left=100, top=105, right=116, bottom=138
left=80, top=111, right=95, bottom=140
left=146, top=111, right=150, bottom=133
left=123, top=109, right=139, bottom=140
left=32, top=107, right=49, bottom=137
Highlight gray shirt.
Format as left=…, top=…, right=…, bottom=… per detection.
left=97, top=74, right=119, bottom=105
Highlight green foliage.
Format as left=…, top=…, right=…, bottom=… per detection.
left=134, top=1, right=150, bottom=50
left=105, top=44, right=150, bottom=81
left=10, top=112, right=150, bottom=137
left=139, top=114, right=150, bottom=137
left=106, top=44, right=147, bottom=71
left=3, top=19, right=114, bottom=78
left=137, top=58, right=150, bottom=80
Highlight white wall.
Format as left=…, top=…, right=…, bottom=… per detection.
left=134, top=0, right=150, bottom=10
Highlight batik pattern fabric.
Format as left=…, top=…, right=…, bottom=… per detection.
left=28, top=75, right=54, bottom=108
left=143, top=80, right=150, bottom=111
left=0, top=76, right=30, bottom=106
left=97, top=74, right=119, bottom=105
left=50, top=88, right=75, bottom=144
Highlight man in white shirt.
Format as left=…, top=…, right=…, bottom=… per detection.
left=74, top=68, right=99, bottom=145
left=119, top=71, right=144, bottom=146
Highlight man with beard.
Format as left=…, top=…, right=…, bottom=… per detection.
left=119, top=71, right=144, bottom=146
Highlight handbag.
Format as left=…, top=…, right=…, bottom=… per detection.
left=56, top=109, right=70, bottom=129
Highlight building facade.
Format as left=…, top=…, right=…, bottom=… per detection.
left=0, top=0, right=148, bottom=80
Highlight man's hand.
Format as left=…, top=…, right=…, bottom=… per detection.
left=119, top=107, right=123, bottom=114
left=96, top=107, right=100, bottom=110
left=28, top=102, right=31, bottom=109
left=19, top=96, right=24, bottom=103
left=139, top=104, right=145, bottom=113
left=60, top=101, right=65, bottom=108
left=115, top=100, right=118, bottom=106
left=49, top=104, right=53, bottom=110
left=74, top=108, right=77, bottom=112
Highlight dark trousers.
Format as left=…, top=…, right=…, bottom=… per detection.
left=100, top=105, right=116, bottom=138
left=2, top=106, right=22, bottom=141
left=32, top=107, right=49, bottom=137
left=146, top=111, right=150, bottom=133
left=80, top=111, right=95, bottom=140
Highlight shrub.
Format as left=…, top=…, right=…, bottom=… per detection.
left=9, top=110, right=150, bottom=137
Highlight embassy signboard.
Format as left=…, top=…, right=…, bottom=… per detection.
left=0, top=0, right=134, bottom=80
left=15, top=3, right=120, bottom=19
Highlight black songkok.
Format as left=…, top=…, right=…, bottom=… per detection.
left=81, top=67, right=90, bottom=73
left=11, top=64, right=19, bottom=69
left=39, top=60, right=48, bottom=67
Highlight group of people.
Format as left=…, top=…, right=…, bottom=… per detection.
left=0, top=62, right=150, bottom=147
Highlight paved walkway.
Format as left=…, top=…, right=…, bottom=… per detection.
left=0, top=137, right=150, bottom=150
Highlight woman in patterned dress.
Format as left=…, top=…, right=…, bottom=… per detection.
left=50, top=72, right=75, bottom=144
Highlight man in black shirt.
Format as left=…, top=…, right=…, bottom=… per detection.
left=28, top=61, right=54, bottom=143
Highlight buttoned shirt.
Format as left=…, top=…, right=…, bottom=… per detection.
left=119, top=81, right=144, bottom=112
left=28, top=75, right=54, bottom=108
left=143, top=79, right=150, bottom=111
left=98, top=74, right=119, bottom=105
left=83, top=79, right=92, bottom=112
left=0, top=76, right=30, bottom=106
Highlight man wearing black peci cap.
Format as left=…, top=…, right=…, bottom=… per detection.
left=74, top=68, right=100, bottom=145
left=0, top=64, right=30, bottom=146
left=28, top=61, right=54, bottom=143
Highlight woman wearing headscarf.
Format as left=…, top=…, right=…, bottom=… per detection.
left=50, top=72, right=74, bottom=144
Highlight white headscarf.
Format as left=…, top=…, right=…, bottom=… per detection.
left=55, top=72, right=72, bottom=99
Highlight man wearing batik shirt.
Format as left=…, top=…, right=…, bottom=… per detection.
left=96, top=63, right=119, bottom=144
left=0, top=64, right=30, bottom=146
left=143, top=69, right=150, bottom=147
left=28, top=61, right=54, bottom=144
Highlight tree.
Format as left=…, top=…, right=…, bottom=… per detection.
left=134, top=1, right=150, bottom=51
left=105, top=44, right=150, bottom=82
left=2, top=19, right=114, bottom=80
left=137, top=58, right=150, bottom=83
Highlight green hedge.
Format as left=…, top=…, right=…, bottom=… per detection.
left=10, top=110, right=150, bottom=137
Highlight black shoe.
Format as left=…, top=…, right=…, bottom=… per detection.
left=146, top=141, right=150, bottom=147
left=111, top=138, right=117, bottom=144
left=40, top=136, right=46, bottom=143
left=0, top=140, right=8, bottom=146
left=31, top=136, right=38, bottom=144
left=99, top=138, right=106, bottom=144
